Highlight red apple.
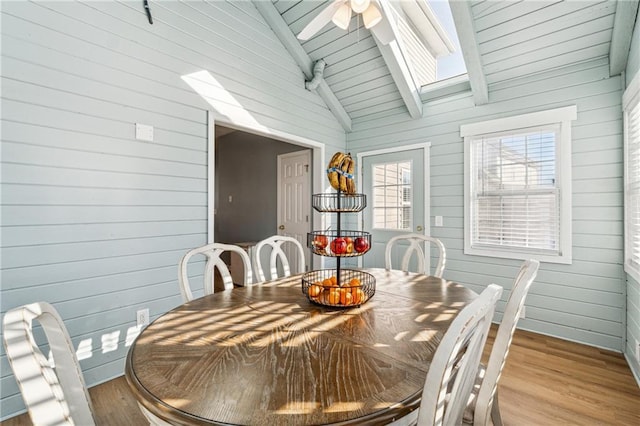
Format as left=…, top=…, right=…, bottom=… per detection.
left=313, top=234, right=328, bottom=250
left=354, top=237, right=369, bottom=253
left=330, top=237, right=347, bottom=255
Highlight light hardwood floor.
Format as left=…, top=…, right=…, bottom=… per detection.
left=2, top=326, right=639, bottom=425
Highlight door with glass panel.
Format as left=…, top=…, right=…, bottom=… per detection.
left=361, top=147, right=427, bottom=269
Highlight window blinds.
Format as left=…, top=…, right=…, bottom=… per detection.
left=626, top=93, right=640, bottom=271
left=471, top=126, right=560, bottom=253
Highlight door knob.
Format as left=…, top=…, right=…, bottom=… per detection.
left=279, top=225, right=285, bottom=230
left=416, top=225, right=423, bottom=232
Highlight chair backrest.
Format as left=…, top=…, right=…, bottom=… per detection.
left=385, top=233, right=447, bottom=278
left=473, top=259, right=540, bottom=426
left=3, top=302, right=96, bottom=426
left=178, top=242, right=253, bottom=302
left=253, top=235, right=306, bottom=282
left=417, top=284, right=503, bottom=426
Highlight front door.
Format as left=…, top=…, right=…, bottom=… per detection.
left=359, top=145, right=430, bottom=269
left=277, top=150, right=312, bottom=273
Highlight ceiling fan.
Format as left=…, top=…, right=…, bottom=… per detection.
left=297, top=0, right=395, bottom=44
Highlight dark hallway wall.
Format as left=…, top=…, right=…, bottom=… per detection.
left=215, top=129, right=303, bottom=244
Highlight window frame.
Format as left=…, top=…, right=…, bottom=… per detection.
left=462, top=106, right=577, bottom=264
left=624, top=71, right=640, bottom=283
left=371, top=160, right=414, bottom=231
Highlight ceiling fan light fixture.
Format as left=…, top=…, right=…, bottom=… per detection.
left=350, top=0, right=370, bottom=14
left=362, top=3, right=382, bottom=29
left=332, top=3, right=352, bottom=30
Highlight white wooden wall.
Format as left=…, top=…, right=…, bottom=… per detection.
left=624, top=13, right=640, bottom=384
left=0, top=0, right=344, bottom=419
left=348, top=57, right=626, bottom=352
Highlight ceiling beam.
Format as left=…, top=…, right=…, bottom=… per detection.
left=449, top=1, right=488, bottom=105
left=609, top=0, right=639, bottom=76
left=253, top=0, right=352, bottom=132
left=374, top=41, right=423, bottom=119
left=375, top=0, right=423, bottom=119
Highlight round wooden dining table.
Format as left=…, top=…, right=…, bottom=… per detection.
left=125, top=268, right=477, bottom=425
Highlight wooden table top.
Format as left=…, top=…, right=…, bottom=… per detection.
left=125, top=268, right=476, bottom=425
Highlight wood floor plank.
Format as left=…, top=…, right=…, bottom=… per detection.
left=2, top=326, right=639, bottom=425
left=483, top=327, right=640, bottom=426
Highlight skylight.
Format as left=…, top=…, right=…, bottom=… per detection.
left=428, top=0, right=466, bottom=81
left=387, top=0, right=466, bottom=89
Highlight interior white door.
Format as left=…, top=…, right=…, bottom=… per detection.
left=278, top=150, right=312, bottom=272
left=360, top=146, right=429, bottom=269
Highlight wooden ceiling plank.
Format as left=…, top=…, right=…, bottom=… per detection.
left=476, top=1, right=613, bottom=44
left=474, top=0, right=561, bottom=32
left=484, top=29, right=613, bottom=70
left=480, top=13, right=614, bottom=57
left=253, top=0, right=352, bottom=131
left=486, top=44, right=610, bottom=85
left=328, top=73, right=389, bottom=94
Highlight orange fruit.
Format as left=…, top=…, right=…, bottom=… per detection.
left=352, top=288, right=365, bottom=304
left=322, top=278, right=333, bottom=287
left=349, top=278, right=361, bottom=287
left=312, top=291, right=323, bottom=304
left=340, top=288, right=353, bottom=305
left=327, top=289, right=340, bottom=305
left=330, top=276, right=338, bottom=286
left=308, top=284, right=322, bottom=297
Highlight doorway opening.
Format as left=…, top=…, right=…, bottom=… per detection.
left=214, top=125, right=306, bottom=245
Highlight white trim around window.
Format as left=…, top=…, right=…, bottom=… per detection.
left=624, top=71, right=640, bottom=283
left=462, top=105, right=577, bottom=264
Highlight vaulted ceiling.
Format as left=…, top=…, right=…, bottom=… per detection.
left=255, top=0, right=639, bottom=132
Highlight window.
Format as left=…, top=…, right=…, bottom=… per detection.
left=372, top=161, right=412, bottom=230
left=462, top=106, right=577, bottom=264
left=624, top=72, right=640, bottom=282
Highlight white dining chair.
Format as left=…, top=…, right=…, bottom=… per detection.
left=466, top=259, right=540, bottom=426
left=385, top=233, right=447, bottom=278
left=178, top=242, right=253, bottom=302
left=3, top=301, right=172, bottom=426
left=392, top=284, right=503, bottom=426
left=3, top=301, right=96, bottom=426
left=253, top=235, right=306, bottom=282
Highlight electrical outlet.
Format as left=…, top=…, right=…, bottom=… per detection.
left=137, top=308, right=149, bottom=327
left=519, top=306, right=526, bottom=319
left=636, top=339, right=640, bottom=362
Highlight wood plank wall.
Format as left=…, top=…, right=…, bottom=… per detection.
left=624, top=14, right=640, bottom=385
left=0, top=0, right=344, bottom=419
left=348, top=57, right=626, bottom=352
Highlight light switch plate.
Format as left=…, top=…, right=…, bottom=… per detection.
left=137, top=308, right=149, bottom=327
left=135, top=123, right=154, bottom=141
left=435, top=216, right=443, bottom=227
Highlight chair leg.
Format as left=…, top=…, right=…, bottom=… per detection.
left=491, top=390, right=504, bottom=426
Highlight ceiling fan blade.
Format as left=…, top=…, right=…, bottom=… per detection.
left=370, top=16, right=395, bottom=45
left=297, top=0, right=345, bottom=41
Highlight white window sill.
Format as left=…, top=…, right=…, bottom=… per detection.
left=464, top=246, right=571, bottom=265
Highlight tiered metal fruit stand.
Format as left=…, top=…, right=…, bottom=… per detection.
left=302, top=191, right=375, bottom=307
